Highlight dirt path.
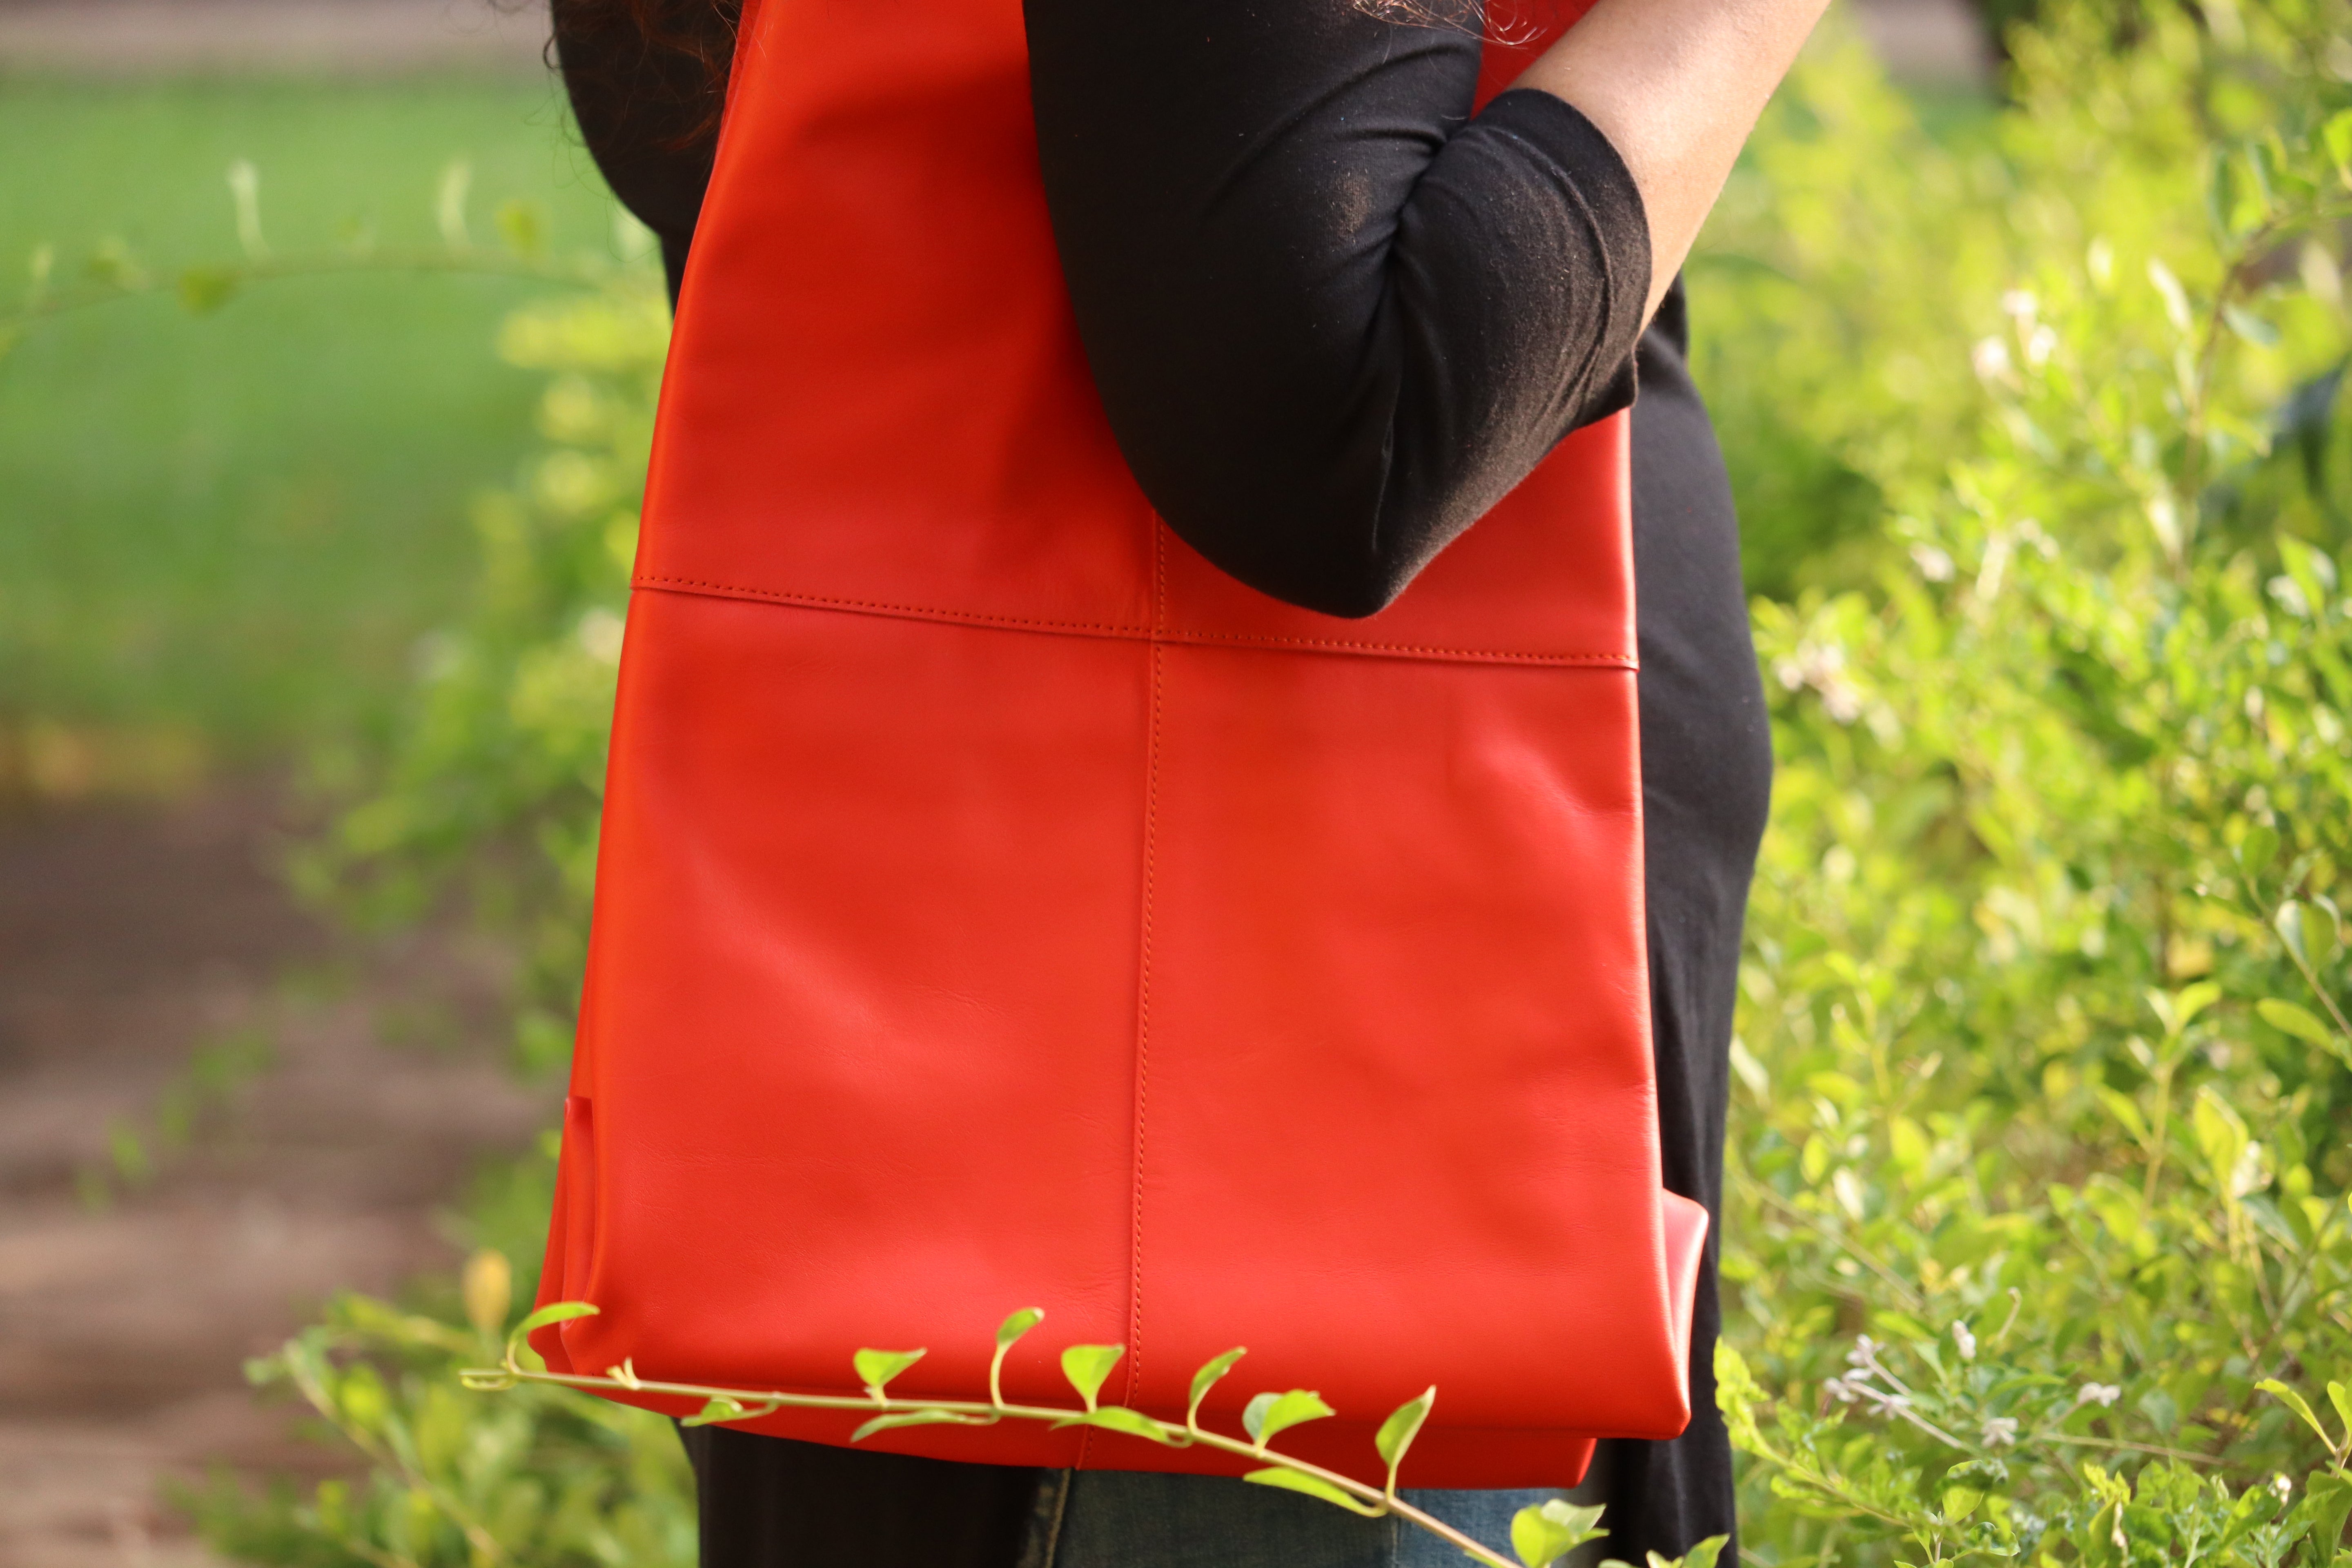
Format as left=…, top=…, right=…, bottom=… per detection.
left=0, top=786, right=550, bottom=1568
left=0, top=0, right=550, bottom=76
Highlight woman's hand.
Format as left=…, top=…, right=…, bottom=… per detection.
left=1516, top=0, right=1835, bottom=324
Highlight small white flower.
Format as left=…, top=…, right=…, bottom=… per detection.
left=2272, top=1474, right=2296, bottom=1504
left=1779, top=642, right=1866, bottom=726
left=2230, top=1140, right=2270, bottom=1200
left=2076, top=1383, right=2121, bottom=1408
left=1951, top=1323, right=1977, bottom=1363
left=1824, top=1378, right=1860, bottom=1404
left=1910, top=544, right=1956, bottom=583
left=2025, top=325, right=2059, bottom=367
left=1847, top=1336, right=1880, bottom=1369
left=1973, top=336, right=2013, bottom=382
left=1981, top=1417, right=2020, bottom=1448
left=2001, top=289, right=2039, bottom=321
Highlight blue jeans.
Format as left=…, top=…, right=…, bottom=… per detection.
left=1021, top=1450, right=1611, bottom=1568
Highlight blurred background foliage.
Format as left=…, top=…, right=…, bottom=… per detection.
left=0, top=77, right=613, bottom=781
left=9, top=0, right=2352, bottom=1563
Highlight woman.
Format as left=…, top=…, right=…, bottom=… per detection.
left=545, top=0, right=1806, bottom=1562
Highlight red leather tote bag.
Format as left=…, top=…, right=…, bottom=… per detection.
left=530, top=0, right=1708, bottom=1490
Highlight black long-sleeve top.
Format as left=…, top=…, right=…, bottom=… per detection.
left=554, top=3, right=1774, bottom=1564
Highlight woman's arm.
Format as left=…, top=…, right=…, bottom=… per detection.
left=1023, top=0, right=1826, bottom=617
left=1516, top=0, right=1834, bottom=323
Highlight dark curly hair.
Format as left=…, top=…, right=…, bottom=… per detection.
left=550, top=0, right=742, bottom=149
left=552, top=0, right=1514, bottom=153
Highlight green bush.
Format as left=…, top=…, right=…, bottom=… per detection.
left=291, top=284, right=667, bottom=1079
left=189, top=1253, right=694, bottom=1568
left=189, top=285, right=682, bottom=1568
left=1708, top=3, right=2352, bottom=1565
left=201, top=2, right=2352, bottom=1563
left=0, top=81, right=621, bottom=762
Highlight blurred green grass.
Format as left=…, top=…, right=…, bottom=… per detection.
left=0, top=75, right=624, bottom=767
left=0, top=66, right=2001, bottom=783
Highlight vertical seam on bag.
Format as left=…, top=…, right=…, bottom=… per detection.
left=1080, top=521, right=1165, bottom=1471
left=1127, top=524, right=1168, bottom=1411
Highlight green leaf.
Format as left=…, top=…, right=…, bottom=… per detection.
left=995, top=1308, right=1045, bottom=1351
left=2223, top=304, right=2281, bottom=347
left=1513, top=1499, right=1610, bottom=1568
left=1061, top=1344, right=1126, bottom=1412
left=2204, top=145, right=2234, bottom=234
left=2301, top=1472, right=2352, bottom=1563
left=2094, top=1085, right=2150, bottom=1142
left=853, top=1348, right=927, bottom=1401
left=1243, top=1389, right=1335, bottom=1448
left=681, top=1396, right=747, bottom=1428
left=2260, top=999, right=2337, bottom=1048
left=2147, top=982, right=2221, bottom=1038
left=335, top=1366, right=388, bottom=1431
left=850, top=1408, right=993, bottom=1442
left=1726, top=1036, right=1770, bottom=1097
left=86, top=237, right=145, bottom=290
left=176, top=267, right=238, bottom=316
left=2278, top=902, right=2314, bottom=969
left=1677, top=1537, right=1730, bottom=1568
left=436, top=157, right=473, bottom=248
left=2328, top=1382, right=2352, bottom=1446
left=225, top=158, right=266, bottom=256
left=1048, top=1405, right=1183, bottom=1445
left=1187, top=1348, right=1247, bottom=1427
left=1374, top=1387, right=1436, bottom=1479
left=990, top=1309, right=1046, bottom=1406
left=2147, top=257, right=2192, bottom=334
left=2259, top=1379, right=2337, bottom=1448
left=107, top=1120, right=149, bottom=1185
left=2240, top=824, right=2279, bottom=881
left=2324, top=107, right=2352, bottom=182
left=1712, top=1340, right=1764, bottom=1451
left=495, top=198, right=547, bottom=260
left=511, top=1301, right=598, bottom=1342
left=2192, top=1087, right=2252, bottom=1193
left=1241, top=1467, right=1383, bottom=1516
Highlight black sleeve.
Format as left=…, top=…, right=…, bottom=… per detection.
left=550, top=0, right=731, bottom=304
left=1025, top=2, right=1650, bottom=616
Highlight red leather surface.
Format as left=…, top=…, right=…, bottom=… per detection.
left=534, top=0, right=1702, bottom=1490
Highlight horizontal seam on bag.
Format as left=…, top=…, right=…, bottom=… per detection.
left=633, top=575, right=1639, bottom=668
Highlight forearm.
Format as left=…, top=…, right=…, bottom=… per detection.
left=1026, top=0, right=1655, bottom=616
left=1516, top=0, right=1833, bottom=322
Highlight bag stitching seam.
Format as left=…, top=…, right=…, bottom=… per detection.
left=1127, top=525, right=1166, bottom=1419
left=631, top=575, right=1637, bottom=668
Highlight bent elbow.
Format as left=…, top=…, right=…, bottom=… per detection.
left=1154, top=501, right=1420, bottom=621
left=1282, top=567, right=1412, bottom=620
